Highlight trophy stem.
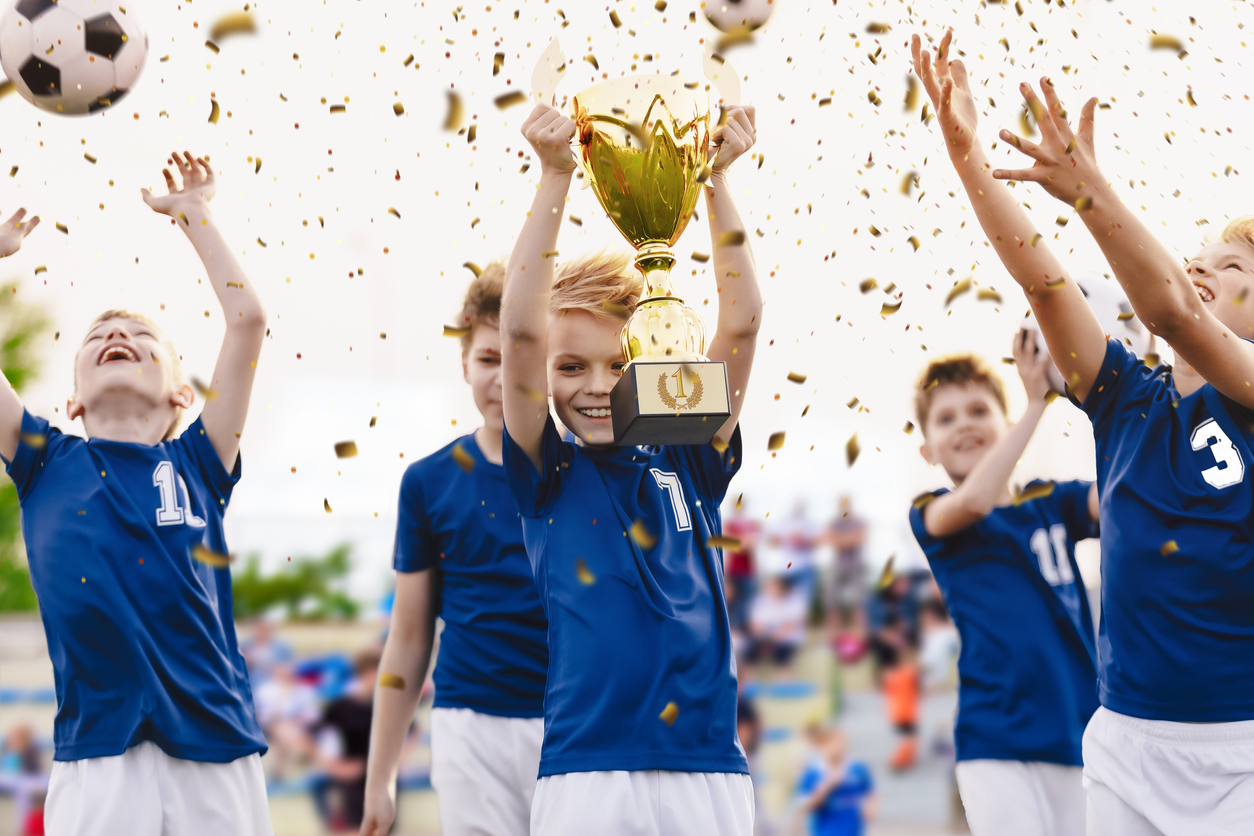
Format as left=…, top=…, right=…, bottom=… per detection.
left=635, top=241, right=682, bottom=303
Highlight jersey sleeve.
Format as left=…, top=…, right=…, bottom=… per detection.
left=669, top=424, right=744, bottom=504
left=850, top=761, right=874, bottom=794
left=392, top=463, right=439, bottom=573
left=1053, top=479, right=1099, bottom=543
left=3, top=411, right=71, bottom=503
left=502, top=415, right=576, bottom=517
left=171, top=417, right=242, bottom=507
left=1068, top=338, right=1167, bottom=436
left=796, top=763, right=822, bottom=797
left=907, top=490, right=952, bottom=560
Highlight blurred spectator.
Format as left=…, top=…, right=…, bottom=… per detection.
left=240, top=616, right=294, bottom=687
left=882, top=637, right=921, bottom=773
left=747, top=576, right=808, bottom=679
left=0, top=723, right=48, bottom=834
left=723, top=498, right=761, bottom=636
left=867, top=575, right=921, bottom=678
left=824, top=496, right=869, bottom=632
left=796, top=726, right=877, bottom=836
left=737, top=697, right=776, bottom=836
left=254, top=660, right=321, bottom=780
left=759, top=502, right=821, bottom=610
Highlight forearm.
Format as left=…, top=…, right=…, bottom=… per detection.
left=364, top=632, right=432, bottom=790
left=179, top=205, right=265, bottom=327
left=952, top=401, right=1046, bottom=513
left=502, top=171, right=572, bottom=342
left=704, top=172, right=762, bottom=339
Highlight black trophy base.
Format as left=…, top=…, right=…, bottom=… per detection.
left=610, top=359, right=731, bottom=447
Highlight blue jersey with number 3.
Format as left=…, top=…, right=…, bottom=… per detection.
left=503, top=417, right=748, bottom=778
left=1071, top=339, right=1254, bottom=722
left=5, top=412, right=267, bottom=763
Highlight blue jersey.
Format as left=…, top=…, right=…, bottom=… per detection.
left=393, top=433, right=547, bottom=717
left=502, top=417, right=748, bottom=778
left=1071, top=338, right=1254, bottom=722
left=910, top=480, right=1098, bottom=765
left=5, top=412, right=266, bottom=763
left=797, top=759, right=874, bottom=836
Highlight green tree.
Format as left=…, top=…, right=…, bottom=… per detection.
left=231, top=543, right=360, bottom=621
left=0, top=281, right=50, bottom=613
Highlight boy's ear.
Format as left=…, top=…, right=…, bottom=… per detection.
left=66, top=397, right=84, bottom=422
left=919, top=440, right=939, bottom=466
left=170, top=383, right=194, bottom=410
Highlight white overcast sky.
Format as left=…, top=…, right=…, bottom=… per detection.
left=1, top=0, right=1250, bottom=601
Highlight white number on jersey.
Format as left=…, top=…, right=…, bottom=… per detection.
left=650, top=469, right=692, bottom=532
left=153, top=461, right=207, bottom=528
left=1190, top=418, right=1246, bottom=490
left=1030, top=524, right=1075, bottom=587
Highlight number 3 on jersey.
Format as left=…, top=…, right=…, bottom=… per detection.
left=153, top=461, right=207, bottom=528
left=1191, top=418, right=1245, bottom=490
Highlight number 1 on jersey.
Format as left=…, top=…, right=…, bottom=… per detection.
left=153, top=461, right=207, bottom=528
left=650, top=469, right=692, bottom=532
left=1030, top=524, right=1075, bottom=587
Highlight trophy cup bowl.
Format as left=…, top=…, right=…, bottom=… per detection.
left=571, top=75, right=731, bottom=446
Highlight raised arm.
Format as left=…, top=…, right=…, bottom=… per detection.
left=361, top=570, right=438, bottom=836
left=704, top=106, right=763, bottom=444
left=990, top=82, right=1254, bottom=408
left=912, top=31, right=1106, bottom=402
left=0, top=209, right=40, bottom=462
left=142, top=152, right=265, bottom=468
left=923, top=331, right=1052, bottom=538
left=501, top=106, right=577, bottom=469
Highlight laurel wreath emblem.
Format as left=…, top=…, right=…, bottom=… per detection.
left=658, top=370, right=704, bottom=410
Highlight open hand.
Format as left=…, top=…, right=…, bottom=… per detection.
left=521, top=103, right=578, bottom=176
left=1013, top=328, right=1053, bottom=403
left=911, top=30, right=979, bottom=158
left=710, top=105, right=757, bottom=174
left=141, top=151, right=216, bottom=218
left=991, top=81, right=1101, bottom=207
left=0, top=209, right=39, bottom=258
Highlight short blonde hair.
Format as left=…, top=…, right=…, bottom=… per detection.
left=914, top=354, right=1008, bottom=432
left=75, top=309, right=185, bottom=440
left=457, top=260, right=506, bottom=352
left=1219, top=215, right=1254, bottom=252
left=549, top=249, right=643, bottom=321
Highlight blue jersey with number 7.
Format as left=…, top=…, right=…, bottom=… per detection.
left=1070, top=338, right=1254, bottom=722
left=503, top=415, right=749, bottom=778
left=4, top=411, right=267, bottom=763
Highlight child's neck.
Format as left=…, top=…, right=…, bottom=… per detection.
left=1173, top=363, right=1205, bottom=398
left=474, top=424, right=504, bottom=465
left=82, top=407, right=172, bottom=445
left=948, top=473, right=1014, bottom=507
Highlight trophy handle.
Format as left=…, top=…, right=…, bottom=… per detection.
left=703, top=42, right=741, bottom=108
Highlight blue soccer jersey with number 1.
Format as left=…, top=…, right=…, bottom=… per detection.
left=503, top=416, right=748, bottom=778
left=1071, top=338, right=1254, bottom=722
left=4, top=411, right=267, bottom=763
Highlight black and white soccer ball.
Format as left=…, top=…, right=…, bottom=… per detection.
left=704, top=0, right=777, bottom=33
left=0, top=0, right=148, bottom=116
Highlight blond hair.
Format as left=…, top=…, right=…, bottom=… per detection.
left=914, top=354, right=1008, bottom=432
left=457, top=260, right=506, bottom=352
left=1219, top=215, right=1254, bottom=252
left=549, top=249, right=643, bottom=321
left=75, top=309, right=185, bottom=440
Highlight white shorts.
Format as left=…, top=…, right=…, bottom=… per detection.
left=46, top=740, right=273, bottom=836
left=531, top=770, right=754, bottom=836
left=1083, top=706, right=1254, bottom=836
left=955, top=759, right=1085, bottom=836
left=429, top=707, right=544, bottom=836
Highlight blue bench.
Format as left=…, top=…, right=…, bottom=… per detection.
left=0, top=687, right=56, bottom=705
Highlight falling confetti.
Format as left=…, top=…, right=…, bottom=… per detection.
left=0, top=81, right=14, bottom=100
left=334, top=441, right=358, bottom=459
left=767, top=432, right=786, bottom=451
left=630, top=520, right=658, bottom=549
left=787, top=371, right=807, bottom=384
left=208, top=100, right=221, bottom=124
left=944, top=279, right=972, bottom=307
left=452, top=444, right=475, bottom=472
left=717, top=230, right=746, bottom=247
left=379, top=673, right=406, bottom=690
left=443, top=325, right=472, bottom=338
left=393, top=102, right=405, bottom=116
left=977, top=289, right=1003, bottom=304
left=912, top=490, right=940, bottom=509
left=444, top=91, right=463, bottom=130
left=875, top=555, right=896, bottom=591
left=881, top=300, right=903, bottom=316
left=859, top=278, right=879, bottom=294
left=324, top=499, right=333, bottom=514
left=463, top=261, right=483, bottom=277
left=707, top=535, right=742, bottom=550
left=19, top=432, right=45, bottom=449
left=1013, top=481, right=1056, bottom=505
left=575, top=557, right=596, bottom=585
left=191, top=545, right=231, bottom=568
left=659, top=701, right=680, bottom=726
left=191, top=377, right=219, bottom=401
left=903, top=421, right=915, bottom=435
left=209, top=12, right=258, bottom=41
left=494, top=91, right=529, bottom=110
left=1149, top=34, right=1185, bottom=52
left=1160, top=540, right=1180, bottom=556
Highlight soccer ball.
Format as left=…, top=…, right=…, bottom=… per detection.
left=704, top=0, right=777, bottom=33
left=1021, top=271, right=1155, bottom=393
left=0, top=0, right=147, bottom=116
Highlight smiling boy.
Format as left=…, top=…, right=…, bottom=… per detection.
left=499, top=101, right=762, bottom=834
left=0, top=154, right=272, bottom=835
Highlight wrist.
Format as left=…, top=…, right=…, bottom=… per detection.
left=539, top=167, right=575, bottom=185
left=949, top=144, right=990, bottom=174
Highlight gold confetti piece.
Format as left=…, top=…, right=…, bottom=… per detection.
left=630, top=520, right=658, bottom=550
left=1149, top=34, right=1184, bottom=52
left=846, top=397, right=860, bottom=409
left=208, top=100, right=221, bottom=125
left=257, top=238, right=267, bottom=247
left=575, top=557, right=596, bottom=585
left=944, top=278, right=972, bottom=307
left=334, top=441, right=358, bottom=459
left=903, top=421, right=915, bottom=435
left=324, top=499, right=333, bottom=514
left=881, top=300, right=903, bottom=316
left=707, top=535, right=742, bottom=550
left=19, top=432, right=45, bottom=449
left=443, top=325, right=472, bottom=338
left=691, top=252, right=710, bottom=263
left=767, top=432, right=786, bottom=451
left=403, top=54, right=414, bottom=68
left=191, top=377, right=219, bottom=401
left=1075, top=196, right=1093, bottom=212
left=908, top=235, right=921, bottom=251
left=55, top=222, right=68, bottom=235
left=875, top=555, right=896, bottom=591
left=444, top=91, right=463, bottom=130
left=659, top=701, right=679, bottom=726
left=1014, top=481, right=1056, bottom=505
left=583, top=54, right=599, bottom=71
left=330, top=104, right=346, bottom=114
left=711, top=435, right=730, bottom=454
left=176, top=212, right=188, bottom=227
left=542, top=250, right=559, bottom=260
left=977, top=289, right=1003, bottom=304
left=452, top=444, right=475, bottom=473
left=379, top=673, right=406, bottom=690
left=846, top=434, right=860, bottom=467
left=1117, top=311, right=1135, bottom=321
left=393, top=102, right=405, bottom=116
left=387, top=207, right=401, bottom=219
left=210, top=11, right=257, bottom=41
left=1029, top=233, right=1043, bottom=247
left=904, top=75, right=919, bottom=112
left=655, top=0, right=667, bottom=9
left=912, top=490, right=940, bottom=509
left=787, top=371, right=807, bottom=384
left=1045, top=277, right=1068, bottom=289
left=868, top=225, right=882, bottom=237
left=470, top=218, right=480, bottom=229
left=0, top=80, right=14, bottom=101
left=205, top=40, right=220, bottom=54
left=717, top=230, right=746, bottom=247
left=494, top=91, right=528, bottom=110
left=899, top=170, right=918, bottom=196
left=599, top=299, right=631, bottom=321
left=34, top=266, right=46, bottom=275
left=369, top=416, right=378, bottom=428
left=715, top=26, right=755, bottom=52
left=866, top=22, right=892, bottom=33
left=1143, top=353, right=1161, bottom=367
left=7, top=166, right=16, bottom=177
left=192, top=545, right=232, bottom=568
left=1160, top=540, right=1180, bottom=556
left=1055, top=216, right=1070, bottom=228
left=859, top=278, right=879, bottom=294
left=568, top=215, right=582, bottom=226
left=609, top=9, right=623, bottom=27
left=84, top=153, right=97, bottom=164
left=463, top=262, right=483, bottom=277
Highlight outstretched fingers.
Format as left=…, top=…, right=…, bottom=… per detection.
left=1076, top=97, right=1099, bottom=150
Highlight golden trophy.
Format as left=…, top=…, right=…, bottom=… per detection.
left=569, top=72, right=732, bottom=446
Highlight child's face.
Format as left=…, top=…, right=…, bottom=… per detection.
left=821, top=729, right=847, bottom=763
left=546, top=308, right=626, bottom=447
left=70, top=317, right=185, bottom=426
left=1185, top=239, right=1254, bottom=338
left=920, top=382, right=1008, bottom=482
left=462, top=321, right=504, bottom=431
